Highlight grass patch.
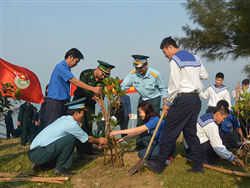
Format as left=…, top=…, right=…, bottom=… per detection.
left=1, top=135, right=250, bottom=187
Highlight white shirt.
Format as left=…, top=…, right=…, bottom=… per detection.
left=199, top=85, right=231, bottom=108
left=232, top=88, right=249, bottom=100
left=166, top=54, right=208, bottom=105
left=197, top=113, right=234, bottom=162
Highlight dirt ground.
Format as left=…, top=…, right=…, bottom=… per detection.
left=71, top=148, right=163, bottom=188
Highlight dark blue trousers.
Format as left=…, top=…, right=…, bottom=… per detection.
left=158, top=94, right=203, bottom=169
left=138, top=132, right=176, bottom=160
left=120, top=115, right=130, bottom=138
left=46, top=98, right=68, bottom=126
left=206, top=106, right=215, bottom=114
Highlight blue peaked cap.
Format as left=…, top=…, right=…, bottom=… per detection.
left=65, top=97, right=86, bottom=110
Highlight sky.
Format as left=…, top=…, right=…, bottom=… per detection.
left=0, top=0, right=249, bottom=122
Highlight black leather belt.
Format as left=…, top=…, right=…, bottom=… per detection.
left=29, top=146, right=44, bottom=154
left=23, top=117, right=31, bottom=120
left=178, top=93, right=198, bottom=97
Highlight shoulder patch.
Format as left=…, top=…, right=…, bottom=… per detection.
left=131, top=70, right=138, bottom=74
left=84, top=71, right=91, bottom=76
left=150, top=71, right=158, bottom=78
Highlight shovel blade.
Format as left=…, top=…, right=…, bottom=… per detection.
left=128, top=159, right=144, bottom=176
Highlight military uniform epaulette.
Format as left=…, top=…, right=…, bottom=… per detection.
left=150, top=71, right=158, bottom=78
left=131, top=70, right=138, bottom=74
left=84, top=71, right=92, bottom=76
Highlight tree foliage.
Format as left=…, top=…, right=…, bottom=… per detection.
left=0, top=82, right=21, bottom=113
left=176, top=0, right=250, bottom=66
left=232, top=87, right=250, bottom=129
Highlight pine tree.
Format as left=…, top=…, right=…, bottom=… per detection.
left=176, top=0, right=250, bottom=74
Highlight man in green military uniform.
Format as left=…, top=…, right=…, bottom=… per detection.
left=73, top=60, right=115, bottom=158
left=33, top=107, right=41, bottom=136
left=17, top=101, right=35, bottom=146
left=5, top=110, right=14, bottom=138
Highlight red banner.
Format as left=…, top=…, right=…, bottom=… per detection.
left=0, top=58, right=44, bottom=104
left=70, top=80, right=137, bottom=96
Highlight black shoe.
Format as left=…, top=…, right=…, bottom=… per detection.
left=129, top=145, right=144, bottom=153
left=186, top=167, right=204, bottom=174
left=205, top=158, right=217, bottom=166
left=53, top=168, right=75, bottom=176
left=85, top=151, right=98, bottom=155
left=73, top=159, right=79, bottom=163
left=63, top=168, right=76, bottom=175
left=77, top=153, right=85, bottom=159
left=143, top=159, right=163, bottom=174
left=30, top=163, right=46, bottom=172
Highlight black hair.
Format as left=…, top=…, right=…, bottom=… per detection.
left=160, top=36, right=179, bottom=49
left=45, top=84, right=49, bottom=96
left=242, top=79, right=250, bottom=86
left=67, top=108, right=85, bottom=116
left=215, top=72, right=224, bottom=79
left=64, top=48, right=84, bottom=60
left=213, top=104, right=229, bottom=115
left=138, top=101, right=160, bottom=123
left=216, top=100, right=229, bottom=109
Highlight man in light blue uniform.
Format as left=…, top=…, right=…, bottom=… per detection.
left=28, top=98, right=107, bottom=176
left=121, top=55, right=168, bottom=151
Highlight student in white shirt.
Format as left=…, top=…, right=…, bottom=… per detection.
left=144, top=36, right=208, bottom=174
left=195, top=104, right=243, bottom=167
left=232, top=79, right=249, bottom=100
left=200, top=72, right=231, bottom=113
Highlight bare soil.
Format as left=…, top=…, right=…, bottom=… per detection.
left=71, top=148, right=162, bottom=188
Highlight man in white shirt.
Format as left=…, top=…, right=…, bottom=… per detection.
left=196, top=104, right=243, bottom=167
left=199, top=72, right=231, bottom=113
left=144, top=36, right=208, bottom=174
left=232, top=79, right=249, bottom=100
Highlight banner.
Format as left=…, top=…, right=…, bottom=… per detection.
left=70, top=79, right=137, bottom=96
left=0, top=58, right=44, bottom=104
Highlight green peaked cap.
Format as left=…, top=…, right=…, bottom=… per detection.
left=98, top=60, right=115, bottom=77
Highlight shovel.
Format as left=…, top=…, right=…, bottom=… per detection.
left=128, top=109, right=166, bottom=175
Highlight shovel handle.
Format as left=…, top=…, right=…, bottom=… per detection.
left=143, top=109, right=166, bottom=159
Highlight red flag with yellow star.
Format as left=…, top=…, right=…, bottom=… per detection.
left=0, top=58, right=44, bottom=104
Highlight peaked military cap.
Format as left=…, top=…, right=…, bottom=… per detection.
left=132, top=55, right=149, bottom=68
left=65, top=97, right=87, bottom=110
left=98, top=60, right=115, bottom=77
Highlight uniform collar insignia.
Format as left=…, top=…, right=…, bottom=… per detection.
left=211, top=84, right=227, bottom=94
left=171, top=50, right=201, bottom=68
left=197, top=113, right=215, bottom=128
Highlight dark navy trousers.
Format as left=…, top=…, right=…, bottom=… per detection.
left=138, top=132, right=176, bottom=160
left=158, top=94, right=203, bottom=169
left=46, top=98, right=68, bottom=126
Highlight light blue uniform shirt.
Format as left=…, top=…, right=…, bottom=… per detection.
left=121, top=67, right=168, bottom=101
left=30, top=115, right=88, bottom=150
left=48, top=60, right=74, bottom=100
